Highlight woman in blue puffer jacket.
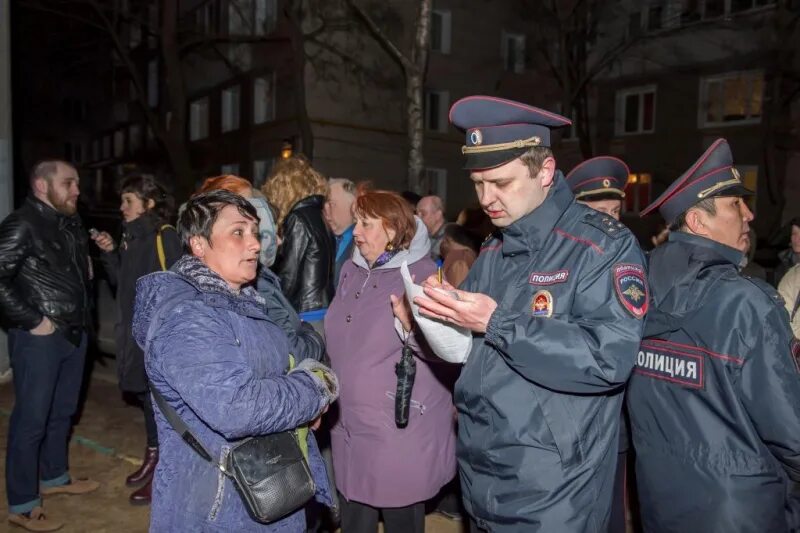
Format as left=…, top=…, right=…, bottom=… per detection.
left=133, top=190, right=338, bottom=532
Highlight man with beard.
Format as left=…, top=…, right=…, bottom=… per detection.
left=0, top=160, right=99, bottom=531
left=627, top=139, right=800, bottom=532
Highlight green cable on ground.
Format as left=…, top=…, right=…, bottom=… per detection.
left=0, top=408, right=142, bottom=466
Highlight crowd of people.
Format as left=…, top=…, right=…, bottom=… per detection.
left=1, top=93, right=800, bottom=533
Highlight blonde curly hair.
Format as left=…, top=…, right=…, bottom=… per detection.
left=261, top=155, right=327, bottom=227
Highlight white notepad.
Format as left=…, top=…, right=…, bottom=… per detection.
left=400, top=261, right=472, bottom=364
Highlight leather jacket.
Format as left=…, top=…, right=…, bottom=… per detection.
left=272, top=195, right=335, bottom=314
left=0, top=196, right=92, bottom=338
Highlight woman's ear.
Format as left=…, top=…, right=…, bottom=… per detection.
left=386, top=227, right=397, bottom=244
left=189, top=236, right=206, bottom=258
left=146, top=198, right=156, bottom=210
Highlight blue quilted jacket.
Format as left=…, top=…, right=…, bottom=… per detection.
left=133, top=256, right=332, bottom=532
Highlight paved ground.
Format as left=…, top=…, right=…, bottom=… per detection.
left=0, top=355, right=467, bottom=533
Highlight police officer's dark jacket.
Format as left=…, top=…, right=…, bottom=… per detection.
left=456, top=173, right=647, bottom=532
left=627, top=231, right=800, bottom=533
left=0, top=196, right=91, bottom=338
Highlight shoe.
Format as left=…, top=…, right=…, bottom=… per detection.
left=129, top=478, right=152, bottom=506
left=126, top=446, right=158, bottom=487
left=8, top=506, right=64, bottom=532
left=40, top=478, right=100, bottom=496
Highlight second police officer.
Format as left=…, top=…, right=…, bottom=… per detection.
left=566, top=156, right=633, bottom=533
left=627, top=138, right=800, bottom=532
left=410, top=96, right=648, bottom=532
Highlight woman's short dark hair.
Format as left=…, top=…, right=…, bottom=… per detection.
left=120, top=174, right=175, bottom=225
left=178, top=190, right=259, bottom=253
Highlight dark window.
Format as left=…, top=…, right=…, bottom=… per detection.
left=624, top=94, right=639, bottom=133
left=642, top=92, right=655, bottom=131
left=431, top=12, right=442, bottom=51
left=705, top=0, right=725, bottom=18
left=681, top=0, right=701, bottom=23
left=628, top=12, right=641, bottom=35
left=648, top=5, right=663, bottom=30
left=732, top=0, right=754, bottom=12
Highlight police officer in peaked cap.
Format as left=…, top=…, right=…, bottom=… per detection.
left=627, top=138, right=800, bottom=532
left=399, top=95, right=649, bottom=532
left=566, top=156, right=630, bottom=221
left=566, top=155, right=633, bottom=533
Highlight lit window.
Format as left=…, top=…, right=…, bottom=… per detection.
left=615, top=85, right=656, bottom=135
left=221, top=163, right=240, bottom=175
left=699, top=71, right=762, bottom=127
left=424, top=168, right=447, bottom=204
left=255, top=0, right=277, bottom=35
left=501, top=31, right=525, bottom=73
left=253, top=158, right=274, bottom=189
left=253, top=75, right=276, bottom=124
left=189, top=97, right=209, bottom=141
left=624, top=173, right=652, bottom=214
left=221, top=85, right=241, bottom=133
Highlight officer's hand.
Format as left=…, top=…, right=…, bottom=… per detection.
left=92, top=231, right=115, bottom=252
left=390, top=293, right=413, bottom=333
left=415, top=285, right=498, bottom=333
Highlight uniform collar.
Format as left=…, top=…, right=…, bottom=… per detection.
left=500, top=171, right=572, bottom=256
left=668, top=231, right=745, bottom=268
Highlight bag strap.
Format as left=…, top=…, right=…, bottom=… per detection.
left=149, top=384, right=219, bottom=466
left=156, top=224, right=175, bottom=272
left=792, top=290, right=800, bottom=322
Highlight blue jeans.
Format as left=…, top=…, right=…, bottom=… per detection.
left=6, top=328, right=87, bottom=514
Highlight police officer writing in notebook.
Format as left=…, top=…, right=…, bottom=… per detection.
left=566, top=156, right=632, bottom=533
left=403, top=96, right=648, bottom=532
left=627, top=139, right=800, bottom=533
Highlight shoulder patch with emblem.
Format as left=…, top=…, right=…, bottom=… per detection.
left=613, top=263, right=648, bottom=319
left=582, top=212, right=628, bottom=239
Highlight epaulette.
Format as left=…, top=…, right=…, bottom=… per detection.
left=581, top=211, right=627, bottom=239
left=742, top=275, right=786, bottom=308
left=480, top=232, right=499, bottom=248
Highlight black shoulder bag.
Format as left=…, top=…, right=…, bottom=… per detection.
left=149, top=385, right=315, bottom=523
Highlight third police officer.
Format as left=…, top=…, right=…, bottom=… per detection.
left=628, top=138, right=800, bottom=532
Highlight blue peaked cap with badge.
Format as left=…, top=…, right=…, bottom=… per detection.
left=566, top=156, right=631, bottom=200
left=641, top=138, right=753, bottom=224
left=449, top=95, right=571, bottom=170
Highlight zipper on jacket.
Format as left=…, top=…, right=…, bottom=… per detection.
left=208, top=446, right=230, bottom=522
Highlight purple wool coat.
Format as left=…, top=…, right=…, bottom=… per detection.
left=324, top=219, right=457, bottom=508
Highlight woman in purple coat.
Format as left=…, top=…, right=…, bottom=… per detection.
left=324, top=189, right=457, bottom=533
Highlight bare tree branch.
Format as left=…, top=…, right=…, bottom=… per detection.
left=344, top=0, right=414, bottom=73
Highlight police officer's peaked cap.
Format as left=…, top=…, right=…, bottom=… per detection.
left=641, top=138, right=753, bottom=224
left=566, top=156, right=630, bottom=200
left=449, top=95, right=571, bottom=170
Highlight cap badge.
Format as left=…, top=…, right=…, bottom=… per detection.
left=470, top=129, right=483, bottom=146
left=603, top=178, right=611, bottom=188
left=531, top=290, right=554, bottom=318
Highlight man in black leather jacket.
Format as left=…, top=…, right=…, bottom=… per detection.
left=0, top=160, right=99, bottom=531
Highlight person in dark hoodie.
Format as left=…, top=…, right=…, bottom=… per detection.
left=628, top=138, right=800, bottom=533
left=92, top=174, right=181, bottom=505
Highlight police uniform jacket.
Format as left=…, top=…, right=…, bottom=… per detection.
left=627, top=231, right=800, bottom=533
left=456, top=173, right=647, bottom=532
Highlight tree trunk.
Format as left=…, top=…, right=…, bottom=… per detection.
left=406, top=0, right=432, bottom=192
left=287, top=1, right=314, bottom=160
left=406, top=69, right=425, bottom=193
left=160, top=0, right=193, bottom=201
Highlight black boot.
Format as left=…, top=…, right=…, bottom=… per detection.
left=126, top=446, right=158, bottom=487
